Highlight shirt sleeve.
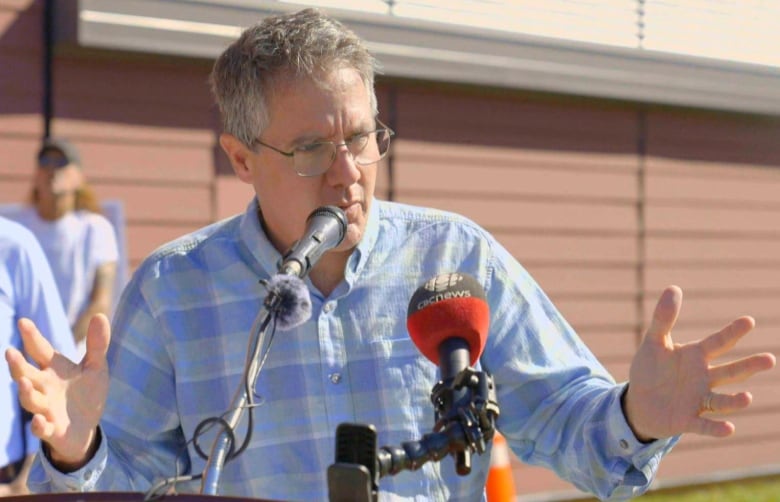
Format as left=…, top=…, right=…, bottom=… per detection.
left=14, top=226, right=78, bottom=361
left=481, top=240, right=678, bottom=500
left=27, top=268, right=189, bottom=494
left=13, top=227, right=79, bottom=458
left=88, top=213, right=119, bottom=265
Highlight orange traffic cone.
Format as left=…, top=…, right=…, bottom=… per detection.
left=486, top=432, right=517, bottom=502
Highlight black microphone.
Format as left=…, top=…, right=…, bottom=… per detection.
left=278, top=206, right=348, bottom=278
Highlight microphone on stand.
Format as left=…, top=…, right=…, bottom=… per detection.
left=199, top=205, right=347, bottom=495
left=405, top=272, right=491, bottom=475
left=328, top=273, right=499, bottom=500
left=278, top=205, right=348, bottom=278
left=406, top=272, right=490, bottom=372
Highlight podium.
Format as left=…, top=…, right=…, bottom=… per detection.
left=2, top=494, right=278, bottom=502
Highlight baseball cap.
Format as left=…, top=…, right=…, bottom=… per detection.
left=37, top=137, right=82, bottom=169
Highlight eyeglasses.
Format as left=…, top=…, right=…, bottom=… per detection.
left=38, top=155, right=71, bottom=169
left=253, top=120, right=395, bottom=177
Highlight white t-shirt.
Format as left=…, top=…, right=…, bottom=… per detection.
left=10, top=207, right=119, bottom=336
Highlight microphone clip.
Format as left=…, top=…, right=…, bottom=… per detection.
left=431, top=367, right=500, bottom=454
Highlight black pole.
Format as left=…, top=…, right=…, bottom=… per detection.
left=42, top=0, right=54, bottom=139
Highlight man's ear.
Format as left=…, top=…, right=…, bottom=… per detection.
left=219, top=133, right=253, bottom=184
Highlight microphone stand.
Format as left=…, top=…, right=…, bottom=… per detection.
left=200, top=285, right=286, bottom=495
left=327, top=368, right=499, bottom=501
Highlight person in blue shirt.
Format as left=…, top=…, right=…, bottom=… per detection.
left=5, top=8, right=776, bottom=501
left=0, top=217, right=78, bottom=496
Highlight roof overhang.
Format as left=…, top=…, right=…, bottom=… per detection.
left=57, top=0, right=780, bottom=116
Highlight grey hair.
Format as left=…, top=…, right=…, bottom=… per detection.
left=209, top=8, right=380, bottom=147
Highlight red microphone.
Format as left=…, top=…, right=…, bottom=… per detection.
left=406, top=273, right=489, bottom=374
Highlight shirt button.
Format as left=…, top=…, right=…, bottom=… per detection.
left=84, top=468, right=93, bottom=480
left=323, top=302, right=335, bottom=313
left=619, top=439, right=629, bottom=449
left=329, top=373, right=342, bottom=384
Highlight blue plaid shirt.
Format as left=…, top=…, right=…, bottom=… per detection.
left=30, top=198, right=675, bottom=500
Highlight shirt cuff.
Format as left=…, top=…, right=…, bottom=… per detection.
left=607, top=383, right=680, bottom=486
left=38, top=427, right=108, bottom=492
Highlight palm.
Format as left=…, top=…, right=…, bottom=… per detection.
left=6, top=314, right=111, bottom=465
left=37, top=341, right=109, bottom=453
left=623, top=286, right=776, bottom=441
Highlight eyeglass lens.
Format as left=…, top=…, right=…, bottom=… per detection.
left=294, top=129, right=392, bottom=176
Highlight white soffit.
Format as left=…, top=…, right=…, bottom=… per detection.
left=68, top=0, right=780, bottom=116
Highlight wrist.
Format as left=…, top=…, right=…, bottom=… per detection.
left=621, top=385, right=656, bottom=444
left=45, top=428, right=101, bottom=473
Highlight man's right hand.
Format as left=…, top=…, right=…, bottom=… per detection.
left=5, top=314, right=111, bottom=472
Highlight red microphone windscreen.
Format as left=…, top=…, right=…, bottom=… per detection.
left=406, top=273, right=489, bottom=366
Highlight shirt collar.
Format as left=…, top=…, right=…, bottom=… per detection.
left=237, top=196, right=382, bottom=287
left=238, top=197, right=280, bottom=278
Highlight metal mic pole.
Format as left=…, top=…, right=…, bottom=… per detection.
left=200, top=298, right=276, bottom=494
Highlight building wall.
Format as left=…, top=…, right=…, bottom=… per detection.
left=1, top=0, right=779, bottom=499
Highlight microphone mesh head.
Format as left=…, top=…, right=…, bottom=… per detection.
left=265, top=274, right=312, bottom=331
left=406, top=273, right=489, bottom=366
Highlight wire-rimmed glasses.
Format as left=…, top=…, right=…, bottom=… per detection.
left=253, top=119, right=395, bottom=177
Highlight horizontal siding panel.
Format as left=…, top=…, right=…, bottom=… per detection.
left=645, top=266, right=780, bottom=293
left=549, top=296, right=636, bottom=331
left=394, top=140, right=638, bottom=172
left=398, top=196, right=636, bottom=233
left=0, top=110, right=39, bottom=134
left=0, top=4, right=40, bottom=52
left=0, top=135, right=41, bottom=176
left=646, top=235, right=780, bottom=263
left=646, top=171, right=780, bottom=207
left=50, top=119, right=214, bottom=144
left=0, top=51, right=43, bottom=95
left=125, top=223, right=204, bottom=265
left=0, top=179, right=28, bottom=203
left=395, top=160, right=636, bottom=202
left=78, top=141, right=214, bottom=185
left=215, top=176, right=254, bottom=220
left=497, top=233, right=637, bottom=265
left=95, top=183, right=212, bottom=224
left=397, top=89, right=638, bottom=152
left=646, top=205, right=780, bottom=234
left=647, top=110, right=780, bottom=147
left=527, top=265, right=636, bottom=297
left=576, top=329, right=637, bottom=362
left=647, top=157, right=780, bottom=182
left=54, top=56, right=212, bottom=110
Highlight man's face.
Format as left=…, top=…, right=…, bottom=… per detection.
left=246, top=67, right=378, bottom=255
left=34, top=150, right=83, bottom=199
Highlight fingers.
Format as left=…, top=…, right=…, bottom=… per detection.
left=5, top=347, right=43, bottom=388
left=83, top=313, right=111, bottom=368
left=709, top=353, right=777, bottom=387
left=30, top=412, right=56, bottom=441
left=16, top=375, right=51, bottom=418
left=688, top=416, right=736, bottom=438
left=699, top=316, right=755, bottom=360
left=643, top=286, right=683, bottom=348
left=17, top=318, right=56, bottom=366
left=702, top=391, right=753, bottom=415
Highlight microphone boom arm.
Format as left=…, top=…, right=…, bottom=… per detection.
left=379, top=367, right=500, bottom=477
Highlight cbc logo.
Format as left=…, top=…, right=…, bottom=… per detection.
left=423, top=273, right=463, bottom=292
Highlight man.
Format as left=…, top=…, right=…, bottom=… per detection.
left=8, top=137, right=119, bottom=357
left=0, top=217, right=78, bottom=496
left=5, top=8, right=775, bottom=501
